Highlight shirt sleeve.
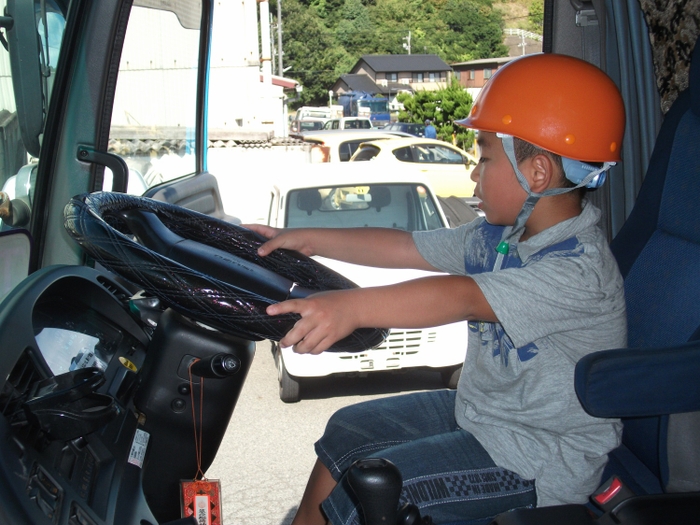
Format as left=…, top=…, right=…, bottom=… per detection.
left=412, top=222, right=478, bottom=276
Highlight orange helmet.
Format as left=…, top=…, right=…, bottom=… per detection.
left=457, top=53, right=625, bottom=163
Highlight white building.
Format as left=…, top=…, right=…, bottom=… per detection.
left=112, top=0, right=295, bottom=139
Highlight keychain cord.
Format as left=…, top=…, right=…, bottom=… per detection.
left=188, top=359, right=206, bottom=481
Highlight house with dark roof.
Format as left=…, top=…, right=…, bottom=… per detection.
left=450, top=56, right=513, bottom=90
left=331, top=54, right=453, bottom=96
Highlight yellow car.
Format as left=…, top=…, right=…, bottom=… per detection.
left=350, top=137, right=477, bottom=198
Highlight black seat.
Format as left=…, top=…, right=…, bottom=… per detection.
left=574, top=34, right=700, bottom=502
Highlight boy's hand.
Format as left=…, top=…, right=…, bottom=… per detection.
left=242, top=224, right=315, bottom=257
left=267, top=290, right=358, bottom=354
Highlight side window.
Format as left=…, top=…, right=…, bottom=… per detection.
left=431, top=146, right=465, bottom=164
left=352, top=145, right=380, bottom=162
left=393, top=146, right=413, bottom=162
left=413, top=145, right=434, bottom=163
left=359, top=120, right=371, bottom=129
left=339, top=140, right=363, bottom=161
left=108, top=5, right=202, bottom=194
left=332, top=121, right=339, bottom=129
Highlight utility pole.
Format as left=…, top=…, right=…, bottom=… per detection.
left=402, top=30, right=411, bottom=54
left=277, top=0, right=283, bottom=75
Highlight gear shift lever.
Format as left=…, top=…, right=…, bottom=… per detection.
left=347, top=458, right=403, bottom=525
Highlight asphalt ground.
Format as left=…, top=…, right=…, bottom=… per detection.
left=205, top=340, right=446, bottom=525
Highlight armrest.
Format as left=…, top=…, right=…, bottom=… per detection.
left=574, top=341, right=700, bottom=418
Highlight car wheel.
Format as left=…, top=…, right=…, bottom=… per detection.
left=273, top=343, right=301, bottom=403
left=440, top=365, right=462, bottom=389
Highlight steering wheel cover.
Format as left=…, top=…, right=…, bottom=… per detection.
left=64, top=192, right=388, bottom=351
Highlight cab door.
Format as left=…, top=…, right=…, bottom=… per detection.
left=0, top=0, right=224, bottom=274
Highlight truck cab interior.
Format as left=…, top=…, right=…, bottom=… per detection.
left=0, top=1, right=697, bottom=524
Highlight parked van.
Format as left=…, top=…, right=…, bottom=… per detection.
left=322, top=117, right=373, bottom=130
left=294, top=106, right=332, bottom=120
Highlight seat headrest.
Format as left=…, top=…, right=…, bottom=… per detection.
left=297, top=189, right=322, bottom=215
left=370, top=186, right=391, bottom=211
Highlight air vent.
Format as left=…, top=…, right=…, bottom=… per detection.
left=95, top=275, right=131, bottom=302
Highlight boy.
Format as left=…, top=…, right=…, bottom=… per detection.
left=247, top=53, right=627, bottom=524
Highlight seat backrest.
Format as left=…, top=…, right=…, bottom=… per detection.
left=608, top=37, right=700, bottom=494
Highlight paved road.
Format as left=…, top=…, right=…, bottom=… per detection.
left=205, top=340, right=446, bottom=525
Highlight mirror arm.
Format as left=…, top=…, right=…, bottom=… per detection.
left=0, top=17, right=12, bottom=52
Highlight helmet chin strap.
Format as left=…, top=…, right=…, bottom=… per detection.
left=492, top=134, right=613, bottom=271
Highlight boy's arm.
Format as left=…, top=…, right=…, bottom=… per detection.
left=244, top=224, right=439, bottom=271
left=269, top=275, right=495, bottom=354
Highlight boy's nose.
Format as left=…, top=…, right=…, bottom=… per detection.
left=470, top=166, right=479, bottom=183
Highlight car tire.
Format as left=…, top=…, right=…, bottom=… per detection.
left=440, top=365, right=462, bottom=389
left=273, top=342, right=301, bottom=403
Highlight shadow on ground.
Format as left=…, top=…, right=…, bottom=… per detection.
left=298, top=368, right=449, bottom=401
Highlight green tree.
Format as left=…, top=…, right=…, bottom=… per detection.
left=336, top=0, right=373, bottom=55
left=396, top=79, right=475, bottom=150
left=279, top=0, right=351, bottom=106
left=528, top=0, right=544, bottom=33
left=273, top=0, right=509, bottom=106
left=436, top=0, right=508, bottom=61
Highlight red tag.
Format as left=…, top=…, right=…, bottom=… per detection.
left=181, top=479, right=223, bottom=525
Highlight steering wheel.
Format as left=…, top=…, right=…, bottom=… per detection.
left=64, top=192, right=388, bottom=351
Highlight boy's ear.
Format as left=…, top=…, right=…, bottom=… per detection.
left=527, top=154, right=555, bottom=193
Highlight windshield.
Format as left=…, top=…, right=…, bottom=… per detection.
left=357, top=99, right=389, bottom=113
left=286, top=183, right=444, bottom=231
left=108, top=4, right=201, bottom=190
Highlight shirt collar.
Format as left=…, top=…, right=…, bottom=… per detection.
left=511, top=200, right=601, bottom=262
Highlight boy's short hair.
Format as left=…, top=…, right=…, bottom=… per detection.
left=513, top=137, right=580, bottom=191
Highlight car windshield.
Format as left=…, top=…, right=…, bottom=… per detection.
left=285, top=183, right=444, bottom=231
left=300, top=121, right=324, bottom=131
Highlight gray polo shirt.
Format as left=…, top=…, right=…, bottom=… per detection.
left=413, top=201, right=626, bottom=506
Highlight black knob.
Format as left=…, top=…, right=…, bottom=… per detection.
left=189, top=353, right=241, bottom=378
left=347, top=458, right=402, bottom=525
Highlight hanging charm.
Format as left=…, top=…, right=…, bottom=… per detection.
left=181, top=478, right=222, bottom=525
left=180, top=359, right=224, bottom=524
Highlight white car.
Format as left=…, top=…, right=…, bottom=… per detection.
left=266, top=163, right=469, bottom=402
left=349, top=137, right=478, bottom=198
left=322, top=117, right=373, bottom=130
left=300, top=129, right=412, bottom=162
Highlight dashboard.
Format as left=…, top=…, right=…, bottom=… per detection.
left=0, top=265, right=255, bottom=525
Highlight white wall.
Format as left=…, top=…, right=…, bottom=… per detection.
left=112, top=1, right=287, bottom=136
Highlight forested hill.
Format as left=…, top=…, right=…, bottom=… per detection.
left=274, top=0, right=542, bottom=106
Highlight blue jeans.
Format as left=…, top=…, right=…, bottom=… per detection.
left=316, top=390, right=536, bottom=525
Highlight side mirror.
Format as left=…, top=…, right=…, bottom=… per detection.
left=4, top=0, right=45, bottom=158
